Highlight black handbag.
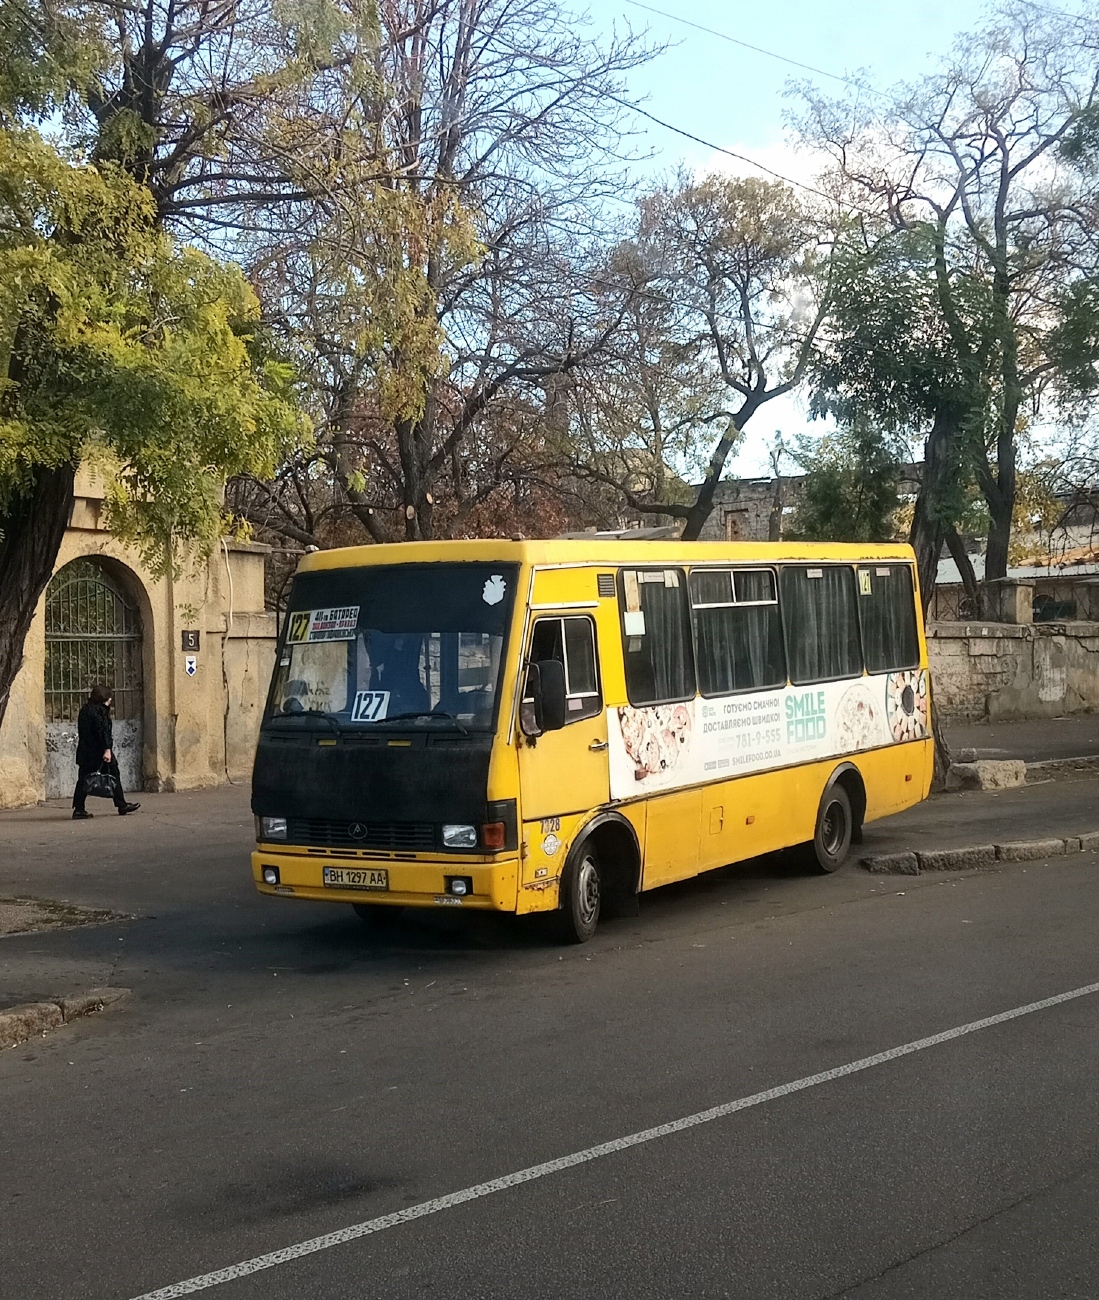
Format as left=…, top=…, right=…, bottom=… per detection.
left=84, top=767, right=119, bottom=799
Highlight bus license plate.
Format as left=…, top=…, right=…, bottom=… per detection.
left=322, top=866, right=389, bottom=891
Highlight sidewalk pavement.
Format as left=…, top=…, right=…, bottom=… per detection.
left=860, top=764, right=1099, bottom=862
left=944, top=714, right=1099, bottom=764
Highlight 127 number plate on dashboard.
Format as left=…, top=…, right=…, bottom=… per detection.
left=322, top=866, right=389, bottom=891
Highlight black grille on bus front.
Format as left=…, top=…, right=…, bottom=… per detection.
left=286, top=819, right=436, bottom=851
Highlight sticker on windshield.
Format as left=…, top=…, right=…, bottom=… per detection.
left=482, top=574, right=507, bottom=606
left=286, top=607, right=359, bottom=644
left=350, top=690, right=391, bottom=723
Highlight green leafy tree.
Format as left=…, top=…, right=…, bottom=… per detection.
left=791, top=419, right=906, bottom=543
left=0, top=16, right=304, bottom=728
left=806, top=228, right=982, bottom=606
left=798, top=3, right=1099, bottom=599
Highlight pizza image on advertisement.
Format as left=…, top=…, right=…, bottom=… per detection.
left=834, top=684, right=882, bottom=753
left=887, top=669, right=929, bottom=741
left=617, top=704, right=692, bottom=780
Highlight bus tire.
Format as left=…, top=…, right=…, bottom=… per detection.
left=352, top=902, right=400, bottom=926
left=553, top=844, right=602, bottom=944
left=809, top=783, right=852, bottom=873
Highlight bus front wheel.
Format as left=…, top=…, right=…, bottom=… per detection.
left=809, top=784, right=852, bottom=874
left=553, top=845, right=602, bottom=944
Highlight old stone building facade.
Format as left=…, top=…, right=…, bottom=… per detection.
left=0, top=466, right=278, bottom=809
left=696, top=477, right=802, bottom=542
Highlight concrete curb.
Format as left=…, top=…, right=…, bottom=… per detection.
left=1025, top=754, right=1099, bottom=774
left=917, top=844, right=998, bottom=872
left=862, top=835, right=1099, bottom=876
left=0, top=987, right=131, bottom=1050
left=996, top=838, right=1066, bottom=862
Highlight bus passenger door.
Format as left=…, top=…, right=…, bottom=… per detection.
left=518, top=615, right=610, bottom=825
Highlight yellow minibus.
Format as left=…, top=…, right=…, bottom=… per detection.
left=252, top=540, right=932, bottom=941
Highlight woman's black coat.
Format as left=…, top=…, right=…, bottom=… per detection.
left=75, top=701, right=113, bottom=770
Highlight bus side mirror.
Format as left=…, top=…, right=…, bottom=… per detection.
left=521, top=660, right=567, bottom=736
left=534, top=659, right=567, bottom=732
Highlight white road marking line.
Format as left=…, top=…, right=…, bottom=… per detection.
left=128, top=978, right=1099, bottom=1300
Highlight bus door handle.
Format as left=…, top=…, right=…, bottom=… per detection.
left=589, top=739, right=608, bottom=752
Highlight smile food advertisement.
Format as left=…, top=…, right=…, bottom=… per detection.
left=607, top=669, right=928, bottom=799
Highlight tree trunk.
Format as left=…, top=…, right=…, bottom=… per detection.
left=928, top=676, right=952, bottom=791
left=680, top=416, right=745, bottom=541
left=944, top=526, right=984, bottom=619
left=909, top=404, right=961, bottom=613
left=0, top=463, right=76, bottom=732
left=983, top=490, right=1013, bottom=587
left=909, top=405, right=962, bottom=790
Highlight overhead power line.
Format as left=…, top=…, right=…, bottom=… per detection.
left=606, top=95, right=882, bottom=218
left=1016, top=0, right=1094, bottom=20
left=622, top=0, right=886, bottom=97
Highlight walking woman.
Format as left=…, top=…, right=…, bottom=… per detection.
left=72, top=685, right=140, bottom=819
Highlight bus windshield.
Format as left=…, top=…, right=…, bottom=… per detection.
left=265, top=563, right=518, bottom=732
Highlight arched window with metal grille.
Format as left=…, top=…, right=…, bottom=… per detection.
left=44, top=559, right=144, bottom=798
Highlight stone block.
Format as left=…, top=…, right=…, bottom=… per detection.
left=945, top=760, right=1027, bottom=791
left=1077, top=832, right=1099, bottom=853
left=861, top=853, right=920, bottom=875
left=0, top=1001, right=63, bottom=1050
left=995, top=838, right=1067, bottom=862
left=917, top=845, right=997, bottom=872
left=986, top=579, right=1035, bottom=625
left=58, top=993, right=104, bottom=1021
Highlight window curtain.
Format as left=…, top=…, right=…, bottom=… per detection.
left=781, top=567, right=862, bottom=683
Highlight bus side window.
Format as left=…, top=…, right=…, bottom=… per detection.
left=858, top=566, right=920, bottom=672
left=525, top=617, right=602, bottom=724
left=689, top=568, right=786, bottom=695
left=618, top=569, right=695, bottom=706
left=780, top=566, right=863, bottom=684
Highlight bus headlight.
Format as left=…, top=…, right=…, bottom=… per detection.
left=259, top=816, right=288, bottom=841
left=442, top=824, right=478, bottom=849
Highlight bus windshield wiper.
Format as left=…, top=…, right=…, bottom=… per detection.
left=385, top=710, right=469, bottom=735
left=270, top=708, right=343, bottom=734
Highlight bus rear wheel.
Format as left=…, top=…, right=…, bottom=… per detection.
left=553, top=845, right=602, bottom=944
left=809, top=784, right=852, bottom=874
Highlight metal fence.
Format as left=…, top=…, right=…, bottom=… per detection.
left=929, top=584, right=977, bottom=622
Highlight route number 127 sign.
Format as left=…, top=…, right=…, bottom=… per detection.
left=350, top=691, right=390, bottom=722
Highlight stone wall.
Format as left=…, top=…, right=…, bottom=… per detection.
left=0, top=465, right=278, bottom=808
left=928, top=621, right=1099, bottom=720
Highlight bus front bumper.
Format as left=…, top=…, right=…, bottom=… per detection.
left=251, top=849, right=519, bottom=911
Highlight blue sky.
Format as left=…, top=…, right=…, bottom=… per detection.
left=575, top=0, right=1003, bottom=476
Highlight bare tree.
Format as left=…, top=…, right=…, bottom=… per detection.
left=562, top=239, right=731, bottom=527
left=572, top=173, right=835, bottom=539
left=231, top=0, right=658, bottom=546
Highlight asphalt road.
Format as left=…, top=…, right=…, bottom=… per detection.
left=3, top=788, right=1099, bottom=1300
